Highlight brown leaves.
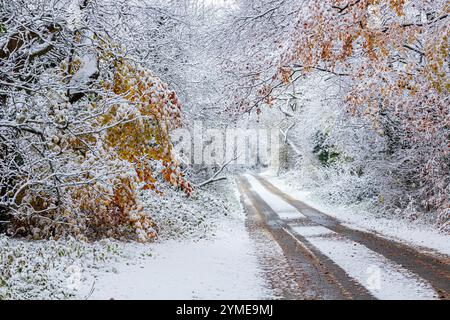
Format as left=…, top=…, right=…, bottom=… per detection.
left=389, top=0, right=405, bottom=16
left=278, top=66, right=293, bottom=84
left=341, top=35, right=354, bottom=60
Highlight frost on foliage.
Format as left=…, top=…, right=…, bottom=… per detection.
left=144, top=180, right=234, bottom=240
left=0, top=0, right=192, bottom=241
left=0, top=235, right=122, bottom=299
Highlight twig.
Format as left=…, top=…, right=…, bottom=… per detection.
left=84, top=281, right=96, bottom=300
left=194, top=154, right=240, bottom=188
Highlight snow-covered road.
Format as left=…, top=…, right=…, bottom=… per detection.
left=239, top=174, right=450, bottom=300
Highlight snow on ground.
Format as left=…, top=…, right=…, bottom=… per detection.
left=246, top=172, right=441, bottom=299
left=292, top=226, right=437, bottom=300
left=1, top=178, right=272, bottom=300
left=244, top=174, right=305, bottom=220
left=0, top=236, right=124, bottom=299
left=262, top=171, right=450, bottom=256
left=74, top=178, right=273, bottom=299
left=81, top=216, right=273, bottom=300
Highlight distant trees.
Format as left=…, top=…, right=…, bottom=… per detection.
left=219, top=0, right=449, bottom=226
left=0, top=0, right=191, bottom=240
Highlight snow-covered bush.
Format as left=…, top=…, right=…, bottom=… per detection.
left=0, top=235, right=122, bottom=299
left=0, top=0, right=192, bottom=241
left=145, top=179, right=235, bottom=240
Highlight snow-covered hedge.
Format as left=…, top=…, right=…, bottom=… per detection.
left=145, top=179, right=236, bottom=240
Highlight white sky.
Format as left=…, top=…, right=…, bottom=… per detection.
left=203, top=0, right=234, bottom=7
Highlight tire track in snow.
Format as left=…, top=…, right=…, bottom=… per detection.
left=291, top=226, right=436, bottom=299
left=239, top=176, right=373, bottom=300
left=242, top=174, right=448, bottom=300
left=252, top=174, right=450, bottom=299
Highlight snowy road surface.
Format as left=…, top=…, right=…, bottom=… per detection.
left=239, top=174, right=450, bottom=300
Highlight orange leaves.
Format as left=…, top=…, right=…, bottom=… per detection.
left=103, top=59, right=192, bottom=198
left=162, top=163, right=193, bottom=195
left=136, top=164, right=157, bottom=191
left=424, top=29, right=449, bottom=94
left=278, top=66, right=292, bottom=84
left=389, top=0, right=405, bottom=16
left=67, top=177, right=158, bottom=242
left=275, top=0, right=448, bottom=111
left=363, top=30, right=377, bottom=61
left=341, top=34, right=354, bottom=60
left=257, top=84, right=273, bottom=104
left=320, top=40, right=333, bottom=60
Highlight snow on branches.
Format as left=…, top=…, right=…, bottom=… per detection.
left=0, top=0, right=191, bottom=241
left=221, top=0, right=449, bottom=226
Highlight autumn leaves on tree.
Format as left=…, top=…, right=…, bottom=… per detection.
left=224, top=0, right=448, bottom=226
left=0, top=0, right=448, bottom=241
left=0, top=1, right=191, bottom=241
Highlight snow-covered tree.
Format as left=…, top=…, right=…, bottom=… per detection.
left=218, top=0, right=449, bottom=226
left=0, top=0, right=192, bottom=240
